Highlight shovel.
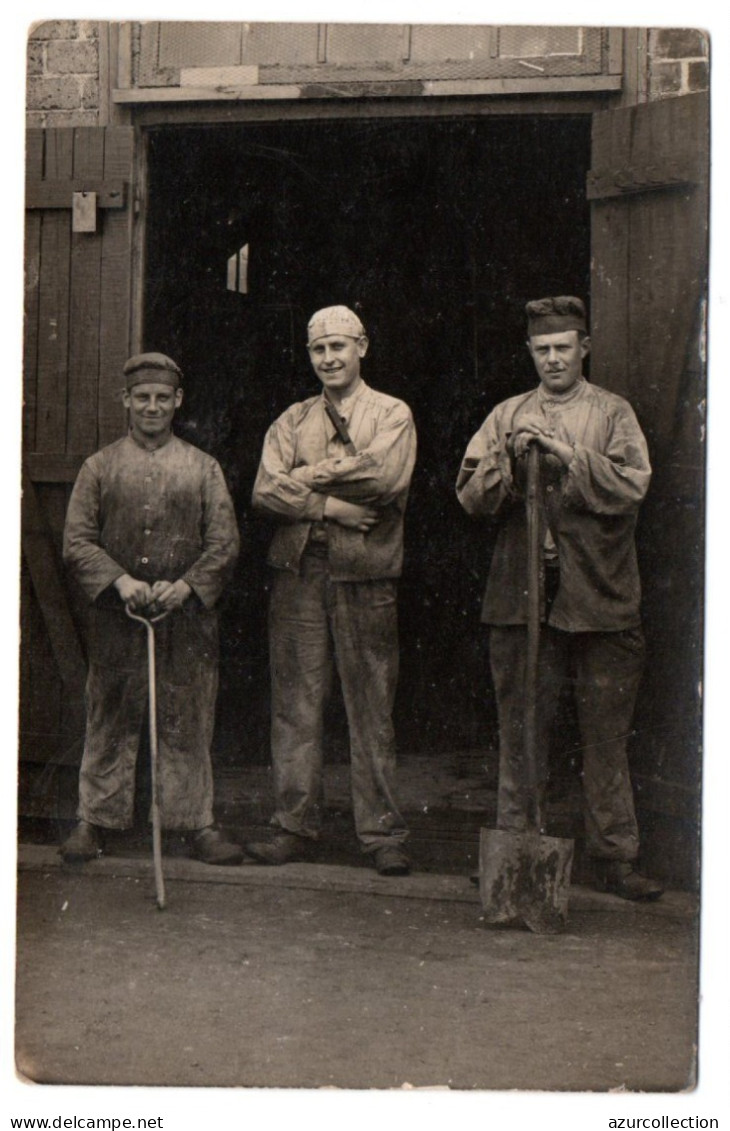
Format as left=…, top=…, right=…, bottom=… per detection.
left=479, top=443, right=574, bottom=933
left=126, top=605, right=169, bottom=910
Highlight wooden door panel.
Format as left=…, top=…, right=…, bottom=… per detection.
left=589, top=92, right=708, bottom=884
left=21, top=125, right=136, bottom=785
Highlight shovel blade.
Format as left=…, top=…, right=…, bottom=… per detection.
left=479, top=827, right=574, bottom=934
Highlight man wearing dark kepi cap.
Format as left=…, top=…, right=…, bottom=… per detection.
left=457, top=296, right=663, bottom=900
left=60, top=352, right=243, bottom=865
left=248, top=306, right=416, bottom=875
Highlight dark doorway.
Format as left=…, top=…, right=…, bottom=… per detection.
left=143, top=114, right=591, bottom=766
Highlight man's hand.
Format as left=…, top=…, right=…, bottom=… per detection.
left=324, top=497, right=380, bottom=532
left=149, top=579, right=192, bottom=614
left=290, top=465, right=315, bottom=487
left=511, top=416, right=573, bottom=465
left=113, top=574, right=154, bottom=612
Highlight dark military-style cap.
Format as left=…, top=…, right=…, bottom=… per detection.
left=526, top=296, right=587, bottom=337
left=123, top=352, right=183, bottom=390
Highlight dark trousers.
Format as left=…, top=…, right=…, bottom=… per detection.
left=78, top=606, right=217, bottom=830
left=268, top=555, right=408, bottom=851
left=489, top=622, right=645, bottom=861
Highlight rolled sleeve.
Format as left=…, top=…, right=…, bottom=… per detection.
left=252, top=414, right=328, bottom=523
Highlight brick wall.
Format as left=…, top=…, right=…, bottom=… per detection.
left=26, top=21, right=101, bottom=127
left=647, top=28, right=709, bottom=100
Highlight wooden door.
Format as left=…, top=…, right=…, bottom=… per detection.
left=588, top=92, right=709, bottom=884
left=21, top=126, right=135, bottom=816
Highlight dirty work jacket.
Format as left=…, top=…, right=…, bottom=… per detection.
left=252, top=381, right=416, bottom=580
left=456, top=379, right=651, bottom=632
left=63, top=433, right=239, bottom=609
left=62, top=433, right=239, bottom=829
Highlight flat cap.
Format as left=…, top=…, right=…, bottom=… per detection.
left=526, top=296, right=587, bottom=337
left=123, top=352, right=183, bottom=389
left=307, top=306, right=366, bottom=345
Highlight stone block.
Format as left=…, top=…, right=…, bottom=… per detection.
left=44, top=110, right=99, bottom=128
left=26, top=76, right=86, bottom=111
left=26, top=42, right=44, bottom=76
left=687, top=60, right=709, bottom=92
left=650, top=61, right=682, bottom=95
left=28, top=21, right=81, bottom=42
left=79, top=78, right=100, bottom=110
left=653, top=28, right=708, bottom=60
left=47, top=40, right=98, bottom=75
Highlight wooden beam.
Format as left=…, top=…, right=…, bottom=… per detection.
left=26, top=178, right=128, bottom=210
left=587, top=160, right=699, bottom=200
left=113, top=73, right=622, bottom=103
left=26, top=452, right=86, bottom=484
left=132, top=93, right=612, bottom=128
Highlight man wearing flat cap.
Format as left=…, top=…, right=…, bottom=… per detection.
left=60, top=352, right=242, bottom=865
left=457, top=296, right=663, bottom=900
left=249, top=306, right=416, bottom=875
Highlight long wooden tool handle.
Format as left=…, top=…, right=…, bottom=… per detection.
left=126, top=606, right=167, bottom=909
left=146, top=620, right=166, bottom=910
left=524, top=443, right=542, bottom=832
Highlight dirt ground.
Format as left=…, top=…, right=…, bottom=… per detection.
left=15, top=848, right=698, bottom=1093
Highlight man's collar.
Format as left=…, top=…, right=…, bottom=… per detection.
left=321, top=379, right=368, bottom=420
left=537, top=377, right=586, bottom=405
left=127, top=429, right=176, bottom=452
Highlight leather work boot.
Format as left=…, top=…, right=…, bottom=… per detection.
left=594, top=860, right=664, bottom=902
left=245, top=832, right=314, bottom=865
left=60, top=821, right=102, bottom=863
left=373, top=844, right=411, bottom=876
left=192, top=827, right=244, bottom=866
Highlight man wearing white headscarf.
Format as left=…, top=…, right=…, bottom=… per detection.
left=249, top=307, right=416, bottom=875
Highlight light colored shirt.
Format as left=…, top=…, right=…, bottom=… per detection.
left=253, top=381, right=416, bottom=580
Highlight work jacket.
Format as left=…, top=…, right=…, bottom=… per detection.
left=456, top=379, right=651, bottom=632
left=252, top=381, right=416, bottom=581
left=63, top=433, right=239, bottom=609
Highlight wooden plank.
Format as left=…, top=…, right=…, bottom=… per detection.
left=179, top=65, right=259, bottom=87
left=35, top=130, right=73, bottom=453
left=19, top=559, right=34, bottom=740
left=26, top=452, right=86, bottom=483
left=590, top=107, right=631, bottom=395
left=24, top=569, right=64, bottom=765
left=67, top=128, right=105, bottom=455
left=113, top=73, right=622, bottom=102
left=590, top=94, right=708, bottom=850
left=586, top=160, right=698, bottom=200
left=132, top=94, right=613, bottom=127
left=114, top=84, right=303, bottom=102
left=23, top=131, right=44, bottom=452
left=98, top=128, right=134, bottom=446
left=626, top=98, right=708, bottom=473
left=116, top=22, right=133, bottom=90
left=25, top=179, right=127, bottom=210
left=21, top=468, right=87, bottom=696
left=607, top=27, right=623, bottom=74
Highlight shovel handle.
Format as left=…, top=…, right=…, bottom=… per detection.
left=524, top=443, right=541, bottom=828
